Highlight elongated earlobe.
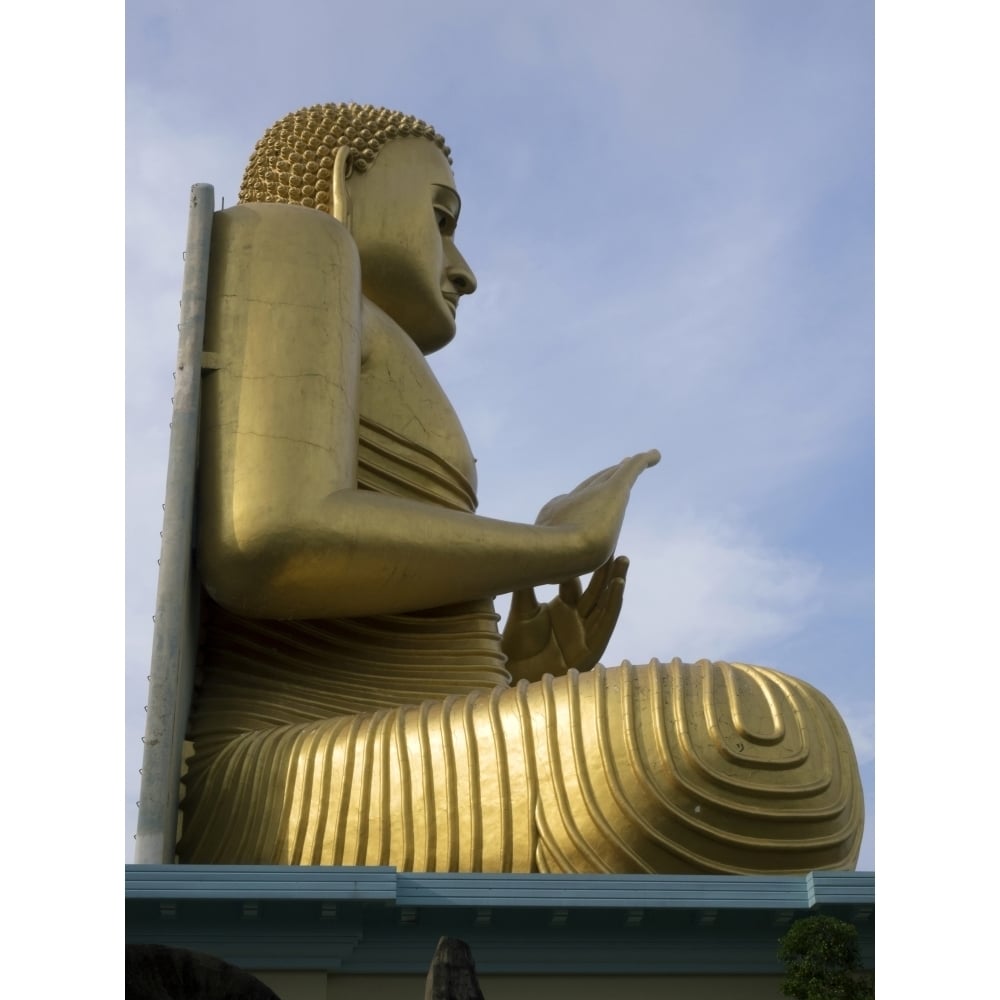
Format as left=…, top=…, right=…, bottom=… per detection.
left=331, top=146, right=352, bottom=229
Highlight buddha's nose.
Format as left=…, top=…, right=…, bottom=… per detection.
left=446, top=246, right=477, bottom=297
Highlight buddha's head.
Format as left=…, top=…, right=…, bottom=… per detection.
left=240, top=103, right=476, bottom=354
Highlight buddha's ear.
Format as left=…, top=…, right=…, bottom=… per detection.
left=331, top=145, right=352, bottom=229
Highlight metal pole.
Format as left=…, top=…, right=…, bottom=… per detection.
left=135, top=183, right=215, bottom=864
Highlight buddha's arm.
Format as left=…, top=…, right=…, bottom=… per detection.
left=198, top=203, right=657, bottom=620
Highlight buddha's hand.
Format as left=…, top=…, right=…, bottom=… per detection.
left=502, top=556, right=630, bottom=682
left=535, top=450, right=660, bottom=561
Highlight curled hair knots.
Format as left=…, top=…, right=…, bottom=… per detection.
left=239, top=102, right=452, bottom=212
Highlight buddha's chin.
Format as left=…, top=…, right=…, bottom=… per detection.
left=408, top=310, right=457, bottom=355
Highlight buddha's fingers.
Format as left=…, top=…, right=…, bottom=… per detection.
left=558, top=577, right=583, bottom=607
left=578, top=555, right=629, bottom=619
left=561, top=450, right=662, bottom=499
left=582, top=577, right=626, bottom=666
left=508, top=586, right=542, bottom=619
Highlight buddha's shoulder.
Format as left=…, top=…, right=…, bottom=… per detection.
left=211, top=203, right=361, bottom=283
left=215, top=201, right=355, bottom=243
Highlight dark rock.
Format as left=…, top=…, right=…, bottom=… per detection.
left=125, top=943, right=283, bottom=1000
left=424, top=937, right=485, bottom=1000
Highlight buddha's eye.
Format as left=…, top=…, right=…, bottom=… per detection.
left=435, top=208, right=455, bottom=235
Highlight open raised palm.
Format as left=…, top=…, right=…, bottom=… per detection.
left=501, top=555, right=630, bottom=683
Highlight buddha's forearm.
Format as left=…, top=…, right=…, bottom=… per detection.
left=200, top=489, right=601, bottom=620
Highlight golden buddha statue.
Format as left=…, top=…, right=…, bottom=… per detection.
left=178, top=103, right=863, bottom=873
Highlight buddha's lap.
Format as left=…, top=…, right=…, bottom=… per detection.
left=179, top=658, right=862, bottom=873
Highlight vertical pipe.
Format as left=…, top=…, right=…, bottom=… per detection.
left=135, top=184, right=215, bottom=864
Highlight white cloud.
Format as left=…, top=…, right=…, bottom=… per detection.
left=604, top=513, right=823, bottom=665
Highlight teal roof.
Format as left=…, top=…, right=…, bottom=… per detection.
left=125, top=866, right=874, bottom=975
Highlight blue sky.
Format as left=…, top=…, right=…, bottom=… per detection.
left=126, top=0, right=874, bottom=868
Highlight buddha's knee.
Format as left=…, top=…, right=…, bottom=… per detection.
left=524, top=659, right=864, bottom=874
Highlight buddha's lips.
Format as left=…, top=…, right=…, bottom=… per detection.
left=442, top=292, right=459, bottom=314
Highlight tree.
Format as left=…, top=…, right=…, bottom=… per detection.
left=778, top=915, right=874, bottom=1000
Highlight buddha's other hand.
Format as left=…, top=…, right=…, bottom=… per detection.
left=502, top=555, right=630, bottom=683
left=534, top=450, right=660, bottom=565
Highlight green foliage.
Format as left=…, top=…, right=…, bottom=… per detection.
left=778, top=915, right=874, bottom=1000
